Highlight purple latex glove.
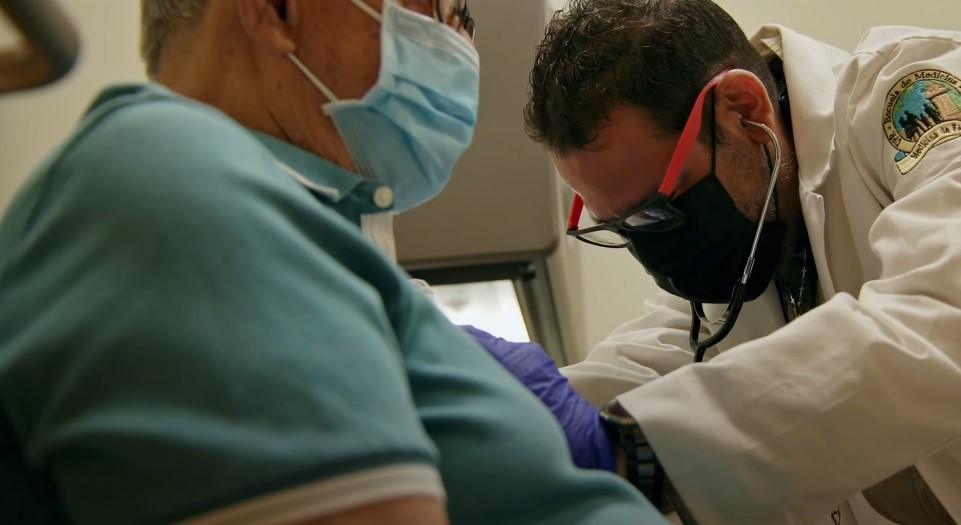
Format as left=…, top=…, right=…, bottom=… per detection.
left=463, top=325, right=618, bottom=472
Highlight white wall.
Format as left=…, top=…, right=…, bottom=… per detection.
left=0, top=0, right=144, bottom=212
left=717, top=0, right=961, bottom=51
left=0, top=7, right=22, bottom=49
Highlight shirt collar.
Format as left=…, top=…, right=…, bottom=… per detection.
left=82, top=84, right=397, bottom=216
left=84, top=85, right=369, bottom=205
left=248, top=130, right=365, bottom=203
left=247, top=132, right=400, bottom=260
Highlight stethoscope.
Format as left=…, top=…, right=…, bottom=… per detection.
left=689, top=120, right=782, bottom=362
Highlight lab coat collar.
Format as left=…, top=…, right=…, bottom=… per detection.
left=751, top=25, right=849, bottom=298
left=751, top=25, right=848, bottom=193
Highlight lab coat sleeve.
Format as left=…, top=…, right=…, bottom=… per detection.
left=617, top=29, right=961, bottom=524
left=561, top=291, right=700, bottom=407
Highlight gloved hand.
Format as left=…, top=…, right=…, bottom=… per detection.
left=463, top=325, right=618, bottom=472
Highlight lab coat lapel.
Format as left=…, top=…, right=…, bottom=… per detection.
left=751, top=25, right=849, bottom=299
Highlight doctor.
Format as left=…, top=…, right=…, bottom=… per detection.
left=470, top=0, right=961, bottom=524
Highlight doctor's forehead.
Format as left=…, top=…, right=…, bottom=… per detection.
left=554, top=106, right=676, bottom=218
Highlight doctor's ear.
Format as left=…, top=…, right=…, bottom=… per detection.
left=237, top=0, right=297, bottom=55
left=714, top=70, right=778, bottom=145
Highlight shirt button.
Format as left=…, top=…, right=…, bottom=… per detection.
left=373, top=186, right=394, bottom=209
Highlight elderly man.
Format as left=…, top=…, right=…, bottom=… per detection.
left=470, top=0, right=961, bottom=524
left=0, top=1, right=668, bottom=524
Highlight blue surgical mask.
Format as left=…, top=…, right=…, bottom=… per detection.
left=289, top=0, right=481, bottom=212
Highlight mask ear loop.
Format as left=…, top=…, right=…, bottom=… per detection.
left=692, top=91, right=728, bottom=328
left=689, top=118, right=782, bottom=362
left=288, top=54, right=340, bottom=104
left=286, top=0, right=384, bottom=105
left=710, top=92, right=717, bottom=175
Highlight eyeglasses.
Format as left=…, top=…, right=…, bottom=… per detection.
left=433, top=0, right=475, bottom=39
left=565, top=71, right=729, bottom=248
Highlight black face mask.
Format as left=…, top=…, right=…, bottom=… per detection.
left=625, top=172, right=786, bottom=304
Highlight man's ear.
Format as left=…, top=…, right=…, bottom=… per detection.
left=237, top=0, right=297, bottom=55
left=714, top=70, right=777, bottom=145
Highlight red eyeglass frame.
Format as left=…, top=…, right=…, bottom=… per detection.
left=565, top=70, right=732, bottom=244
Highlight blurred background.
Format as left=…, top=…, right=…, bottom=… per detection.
left=3, top=0, right=960, bottom=364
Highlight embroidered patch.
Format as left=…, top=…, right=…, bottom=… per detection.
left=883, top=69, right=961, bottom=175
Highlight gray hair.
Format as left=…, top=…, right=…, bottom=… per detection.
left=140, top=0, right=210, bottom=77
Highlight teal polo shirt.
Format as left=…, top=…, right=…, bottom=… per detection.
left=0, top=84, right=665, bottom=525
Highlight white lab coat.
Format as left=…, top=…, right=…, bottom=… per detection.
left=563, top=25, right=961, bottom=525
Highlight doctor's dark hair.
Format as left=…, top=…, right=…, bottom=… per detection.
left=525, top=0, right=778, bottom=155
left=140, top=0, right=210, bottom=78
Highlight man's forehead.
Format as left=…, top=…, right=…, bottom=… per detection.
left=399, top=0, right=433, bottom=14
left=402, top=0, right=462, bottom=17
left=350, top=0, right=432, bottom=16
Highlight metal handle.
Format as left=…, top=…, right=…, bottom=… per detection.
left=0, top=0, right=79, bottom=94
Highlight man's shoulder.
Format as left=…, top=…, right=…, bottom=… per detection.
left=0, top=83, right=303, bottom=271
left=11, top=83, right=284, bottom=227
left=62, top=83, right=271, bottom=181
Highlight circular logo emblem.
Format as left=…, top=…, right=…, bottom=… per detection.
left=882, top=70, right=961, bottom=174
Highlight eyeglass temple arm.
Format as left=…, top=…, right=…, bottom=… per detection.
left=567, top=193, right=585, bottom=231
left=657, top=76, right=725, bottom=196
